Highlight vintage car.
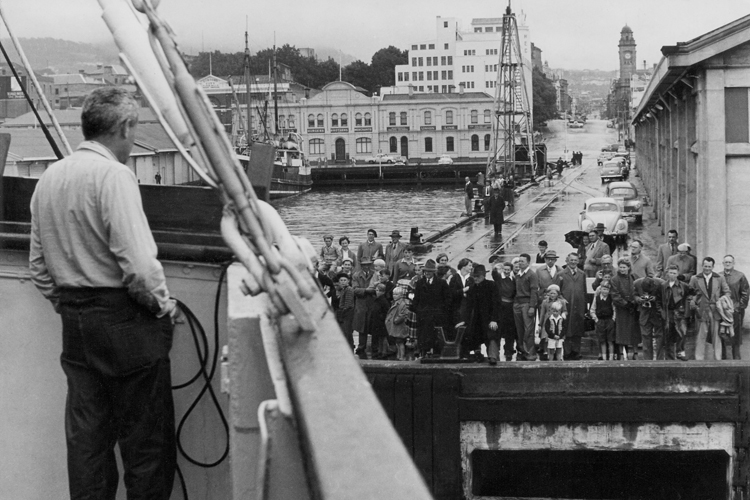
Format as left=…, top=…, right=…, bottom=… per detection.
left=612, top=152, right=631, bottom=167
left=605, top=181, right=643, bottom=224
left=437, top=154, right=454, bottom=165
left=600, top=159, right=625, bottom=183
left=597, top=151, right=615, bottom=166
left=366, top=153, right=398, bottom=164
left=569, top=121, right=584, bottom=129
left=578, top=197, right=629, bottom=240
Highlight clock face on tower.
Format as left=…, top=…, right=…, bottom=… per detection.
left=624, top=51, right=632, bottom=61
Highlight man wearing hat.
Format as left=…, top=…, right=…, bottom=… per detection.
left=352, top=257, right=378, bottom=358
left=412, top=259, right=451, bottom=358
left=666, top=243, right=697, bottom=282
left=559, top=252, right=587, bottom=360
left=356, top=229, right=383, bottom=270
left=536, top=250, right=563, bottom=294
left=384, top=230, right=406, bottom=279
left=464, top=176, right=474, bottom=216
left=485, top=188, right=506, bottom=236
left=463, top=264, right=501, bottom=364
left=584, top=228, right=610, bottom=278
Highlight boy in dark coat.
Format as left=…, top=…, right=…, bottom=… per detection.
left=369, top=283, right=391, bottom=359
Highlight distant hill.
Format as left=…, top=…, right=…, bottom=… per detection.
left=0, top=37, right=119, bottom=73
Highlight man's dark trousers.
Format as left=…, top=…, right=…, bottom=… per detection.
left=59, top=288, right=176, bottom=500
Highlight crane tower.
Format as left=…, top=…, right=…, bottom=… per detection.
left=488, top=3, right=536, bottom=180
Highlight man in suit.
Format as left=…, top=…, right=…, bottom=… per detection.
left=384, top=230, right=406, bottom=279
left=486, top=188, right=506, bottom=235
left=721, top=255, right=749, bottom=360
left=584, top=228, right=609, bottom=278
left=412, top=259, right=452, bottom=358
left=629, top=239, right=656, bottom=280
left=559, top=252, right=588, bottom=360
left=655, top=229, right=679, bottom=278
left=661, top=265, right=690, bottom=360
left=689, top=257, right=731, bottom=360
left=356, top=229, right=383, bottom=267
left=536, top=250, right=563, bottom=297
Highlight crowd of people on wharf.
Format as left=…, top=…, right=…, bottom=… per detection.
left=316, top=226, right=749, bottom=364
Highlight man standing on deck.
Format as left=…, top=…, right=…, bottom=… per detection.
left=559, top=252, right=588, bottom=360
left=584, top=229, right=609, bottom=278
left=666, top=243, right=697, bottom=282
left=464, top=176, right=474, bottom=216
left=513, top=254, right=539, bottom=361
left=29, top=88, right=178, bottom=499
left=655, top=229, right=679, bottom=278
left=384, top=230, right=406, bottom=279
left=629, top=240, right=656, bottom=280
left=722, top=255, right=749, bottom=360
left=357, top=229, right=383, bottom=267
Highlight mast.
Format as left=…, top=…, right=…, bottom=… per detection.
left=244, top=20, right=252, bottom=145
left=488, top=1, right=536, bottom=180
left=273, top=43, right=279, bottom=137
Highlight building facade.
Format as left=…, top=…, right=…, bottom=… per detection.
left=632, top=14, right=750, bottom=286
left=392, top=15, right=532, bottom=108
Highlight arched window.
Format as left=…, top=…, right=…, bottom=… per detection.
left=389, top=136, right=398, bottom=153
left=364, top=112, right=372, bottom=126
left=484, top=134, right=491, bottom=151
left=279, top=115, right=285, bottom=128
left=356, top=137, right=372, bottom=153
left=400, top=111, right=407, bottom=125
left=484, top=109, right=491, bottom=123
left=424, top=110, right=432, bottom=125
left=331, top=113, right=339, bottom=127
left=471, top=110, right=478, bottom=124
left=445, top=110, right=454, bottom=125
left=316, top=114, right=324, bottom=127
left=341, top=113, right=348, bottom=126
left=308, top=114, right=315, bottom=127
left=424, top=137, right=433, bottom=153
left=309, top=138, right=324, bottom=154
left=389, top=112, right=396, bottom=126
left=288, top=114, right=295, bottom=128
left=471, top=134, right=479, bottom=151
left=446, top=136, right=454, bottom=152
left=355, top=112, right=363, bottom=126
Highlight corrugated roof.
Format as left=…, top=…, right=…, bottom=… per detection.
left=472, top=18, right=502, bottom=25
left=3, top=107, right=159, bottom=128
left=382, top=92, right=493, bottom=101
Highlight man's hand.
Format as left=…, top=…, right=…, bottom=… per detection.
left=167, top=299, right=183, bottom=325
left=528, top=307, right=535, bottom=317
left=489, top=321, right=498, bottom=331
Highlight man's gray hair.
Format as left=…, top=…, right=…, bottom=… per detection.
left=81, top=87, right=138, bottom=140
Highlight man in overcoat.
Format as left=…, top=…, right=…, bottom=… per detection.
left=463, top=264, right=501, bottom=364
left=412, top=259, right=451, bottom=358
left=384, top=230, right=407, bottom=279
left=689, top=257, right=731, bottom=361
left=584, top=229, right=609, bottom=278
left=655, top=229, right=679, bottom=278
left=486, top=188, right=506, bottom=235
left=559, top=252, right=588, bottom=360
left=722, top=255, right=749, bottom=360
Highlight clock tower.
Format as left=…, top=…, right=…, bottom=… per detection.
left=618, top=25, right=636, bottom=82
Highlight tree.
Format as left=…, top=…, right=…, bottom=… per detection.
left=343, top=60, right=375, bottom=95
left=532, top=67, right=557, bottom=129
left=370, top=46, right=408, bottom=91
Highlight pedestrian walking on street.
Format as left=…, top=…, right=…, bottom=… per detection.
left=721, top=255, right=749, bottom=359
left=610, top=259, right=641, bottom=360
left=463, top=176, right=474, bottom=216
left=486, top=188, right=506, bottom=236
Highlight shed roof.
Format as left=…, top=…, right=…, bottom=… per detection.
left=3, top=107, right=159, bottom=128
left=382, top=92, right=493, bottom=101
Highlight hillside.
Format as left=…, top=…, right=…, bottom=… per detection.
left=0, top=37, right=119, bottom=73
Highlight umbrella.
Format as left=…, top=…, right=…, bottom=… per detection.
left=564, top=230, right=588, bottom=248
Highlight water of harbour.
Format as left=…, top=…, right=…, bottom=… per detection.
left=273, top=185, right=466, bottom=251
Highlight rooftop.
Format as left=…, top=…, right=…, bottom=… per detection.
left=3, top=107, right=158, bottom=128
left=382, top=91, right=492, bottom=101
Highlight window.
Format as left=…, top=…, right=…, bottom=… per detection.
left=420, top=44, right=426, bottom=50
left=331, top=113, right=338, bottom=127
left=412, top=57, right=417, bottom=66
left=355, top=113, right=362, bottom=126
left=471, top=110, right=478, bottom=124
left=279, top=115, right=286, bottom=128
left=441, top=70, right=447, bottom=80
left=448, top=70, right=453, bottom=79
left=441, top=56, right=446, bottom=65
left=356, top=137, right=372, bottom=153
left=389, top=112, right=396, bottom=126
left=446, top=136, right=454, bottom=152
left=424, top=111, right=432, bottom=125
left=447, top=56, right=453, bottom=65
left=419, top=72, right=424, bottom=81
left=341, top=113, right=348, bottom=126
left=389, top=136, right=398, bottom=153
left=400, top=112, right=407, bottom=125
left=433, top=57, right=438, bottom=65
left=485, top=27, right=492, bottom=32
left=398, top=72, right=403, bottom=82
left=288, top=115, right=295, bottom=128
left=429, top=44, right=435, bottom=49
left=364, top=112, right=371, bottom=126
left=726, top=88, right=749, bottom=143
left=412, top=44, right=418, bottom=50
left=443, top=21, right=448, bottom=28
left=419, top=86, right=424, bottom=91
left=484, top=109, right=491, bottom=123
left=474, top=27, right=482, bottom=33
left=418, top=57, right=423, bottom=66
left=412, top=71, right=417, bottom=80
left=404, top=72, right=409, bottom=81
left=308, top=114, right=315, bottom=127
left=316, top=114, right=324, bottom=127
left=427, top=57, right=432, bottom=66
left=309, top=138, right=324, bottom=154
left=444, top=43, right=449, bottom=49
left=425, top=137, right=433, bottom=152
left=471, top=134, right=479, bottom=151
left=441, top=85, right=447, bottom=93
left=427, top=86, right=432, bottom=92
left=427, top=71, right=432, bottom=80
left=446, top=110, right=453, bottom=124
left=484, top=134, right=491, bottom=151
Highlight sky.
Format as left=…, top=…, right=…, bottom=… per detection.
left=1, top=0, right=749, bottom=71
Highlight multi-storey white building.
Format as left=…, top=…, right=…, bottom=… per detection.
left=393, top=15, right=533, bottom=116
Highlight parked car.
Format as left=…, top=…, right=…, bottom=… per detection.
left=578, top=197, right=629, bottom=236
left=437, top=154, right=454, bottom=165
left=597, top=151, right=615, bottom=166
left=605, top=181, right=643, bottom=224
left=600, top=159, right=625, bottom=183
left=569, top=121, right=584, bottom=129
left=612, top=152, right=631, bottom=167
left=606, top=122, right=614, bottom=128
left=367, top=153, right=398, bottom=164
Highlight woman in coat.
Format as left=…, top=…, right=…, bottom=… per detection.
left=486, top=189, right=506, bottom=236
left=610, top=258, right=640, bottom=359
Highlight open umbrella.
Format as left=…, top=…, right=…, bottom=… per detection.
left=564, top=230, right=588, bottom=248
